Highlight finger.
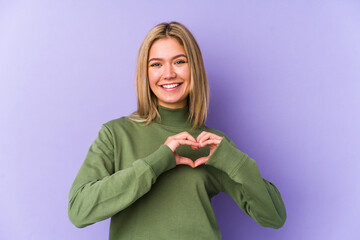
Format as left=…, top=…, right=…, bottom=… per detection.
left=196, top=131, right=208, bottom=142
left=183, top=132, right=197, bottom=142
left=173, top=136, right=197, bottom=144
left=197, top=132, right=213, bottom=143
left=166, top=139, right=200, bottom=152
left=175, top=131, right=197, bottom=142
left=177, top=139, right=200, bottom=147
left=194, top=157, right=208, bottom=167
left=177, top=156, right=195, bottom=168
left=198, top=133, right=223, bottom=144
left=191, top=145, right=200, bottom=150
left=199, top=139, right=222, bottom=147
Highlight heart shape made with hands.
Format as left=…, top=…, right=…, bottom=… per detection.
left=166, top=131, right=223, bottom=168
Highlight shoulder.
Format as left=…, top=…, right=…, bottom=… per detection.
left=103, top=115, right=142, bottom=132
left=94, top=116, right=144, bottom=143
left=104, top=116, right=132, bottom=127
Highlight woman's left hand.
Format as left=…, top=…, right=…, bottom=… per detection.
left=194, top=131, right=223, bottom=167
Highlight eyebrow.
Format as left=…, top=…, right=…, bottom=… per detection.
left=148, top=54, right=187, bottom=62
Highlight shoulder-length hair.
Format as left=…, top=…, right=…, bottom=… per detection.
left=130, top=21, right=209, bottom=129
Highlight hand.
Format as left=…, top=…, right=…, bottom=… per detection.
left=194, top=131, right=223, bottom=167
left=165, top=131, right=200, bottom=168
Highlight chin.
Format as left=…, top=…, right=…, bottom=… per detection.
left=159, top=98, right=187, bottom=108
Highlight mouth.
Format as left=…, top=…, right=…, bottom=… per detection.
left=160, top=83, right=182, bottom=89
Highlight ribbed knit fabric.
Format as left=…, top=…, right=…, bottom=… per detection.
left=68, top=106, right=286, bottom=239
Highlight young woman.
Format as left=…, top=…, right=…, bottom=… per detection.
left=68, top=22, right=286, bottom=239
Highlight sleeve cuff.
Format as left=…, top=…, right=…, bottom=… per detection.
left=142, top=144, right=176, bottom=177
left=205, top=138, right=248, bottom=177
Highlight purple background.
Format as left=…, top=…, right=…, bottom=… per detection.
left=1, top=0, right=359, bottom=239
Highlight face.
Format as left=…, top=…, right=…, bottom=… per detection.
left=148, top=37, right=190, bottom=109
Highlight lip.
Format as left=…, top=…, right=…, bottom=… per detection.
left=159, top=82, right=183, bottom=86
left=159, top=82, right=183, bottom=91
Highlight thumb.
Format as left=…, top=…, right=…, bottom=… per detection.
left=194, top=157, right=208, bottom=168
left=176, top=155, right=195, bottom=168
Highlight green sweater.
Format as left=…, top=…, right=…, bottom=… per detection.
left=68, top=106, right=286, bottom=239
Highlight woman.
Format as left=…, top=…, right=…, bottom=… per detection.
left=68, top=22, right=286, bottom=239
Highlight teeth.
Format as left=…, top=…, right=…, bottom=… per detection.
left=162, top=83, right=180, bottom=89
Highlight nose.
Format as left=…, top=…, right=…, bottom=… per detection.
left=163, top=64, right=176, bottom=79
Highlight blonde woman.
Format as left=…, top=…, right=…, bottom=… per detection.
left=68, top=22, right=286, bottom=239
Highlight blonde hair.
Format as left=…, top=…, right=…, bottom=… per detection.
left=130, top=22, right=209, bottom=129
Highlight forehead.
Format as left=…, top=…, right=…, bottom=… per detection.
left=149, top=37, right=186, bottom=58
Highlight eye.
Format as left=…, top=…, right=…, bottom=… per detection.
left=150, top=63, right=161, bottom=67
left=175, top=60, right=186, bottom=64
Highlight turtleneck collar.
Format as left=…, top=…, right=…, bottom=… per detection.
left=155, top=105, right=192, bottom=128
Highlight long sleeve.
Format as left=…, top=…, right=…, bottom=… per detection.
left=205, top=137, right=286, bottom=229
left=68, top=124, right=176, bottom=228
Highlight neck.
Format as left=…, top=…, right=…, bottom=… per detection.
left=155, top=105, right=192, bottom=128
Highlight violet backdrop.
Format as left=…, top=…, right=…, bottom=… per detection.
left=0, top=0, right=359, bottom=239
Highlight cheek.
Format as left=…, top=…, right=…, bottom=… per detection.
left=181, top=67, right=190, bottom=83
left=148, top=70, right=160, bottom=85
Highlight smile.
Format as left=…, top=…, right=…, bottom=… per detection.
left=161, top=83, right=182, bottom=89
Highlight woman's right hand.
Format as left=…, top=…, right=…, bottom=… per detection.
left=164, top=131, right=199, bottom=168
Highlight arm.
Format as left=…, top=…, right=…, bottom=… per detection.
left=205, top=137, right=286, bottom=229
left=68, top=125, right=175, bottom=228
